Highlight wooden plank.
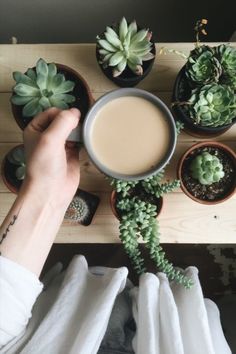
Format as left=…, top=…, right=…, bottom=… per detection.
left=0, top=191, right=235, bottom=244
left=1, top=92, right=236, bottom=144
left=1, top=141, right=235, bottom=193
left=1, top=43, right=234, bottom=93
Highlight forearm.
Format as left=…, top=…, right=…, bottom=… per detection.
left=0, top=180, right=68, bottom=277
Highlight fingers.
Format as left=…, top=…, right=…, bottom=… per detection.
left=25, top=107, right=61, bottom=133
left=45, top=108, right=81, bottom=143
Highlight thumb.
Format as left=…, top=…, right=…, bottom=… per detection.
left=45, top=108, right=81, bottom=143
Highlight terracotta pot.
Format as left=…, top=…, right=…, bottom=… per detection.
left=11, top=63, right=94, bottom=130
left=172, top=66, right=236, bottom=138
left=1, top=144, right=24, bottom=194
left=177, top=141, right=236, bottom=204
left=110, top=190, right=163, bottom=220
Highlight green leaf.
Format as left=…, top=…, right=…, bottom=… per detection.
left=128, top=54, right=142, bottom=65
left=128, top=20, right=138, bottom=37
left=50, top=74, right=65, bottom=90
left=98, top=39, right=116, bottom=52
left=106, top=26, right=119, bottom=38
left=119, top=17, right=128, bottom=42
left=53, top=80, right=75, bottom=94
left=39, top=96, right=51, bottom=109
left=117, top=57, right=127, bottom=73
left=11, top=95, right=35, bottom=105
left=11, top=147, right=25, bottom=164
left=26, top=68, right=37, bottom=81
left=131, top=29, right=148, bottom=44
left=36, top=58, right=48, bottom=77
left=49, top=97, right=69, bottom=109
left=22, top=98, right=41, bottom=117
left=53, top=93, right=76, bottom=103
left=104, top=32, right=121, bottom=49
left=36, top=73, right=47, bottom=90
left=109, top=52, right=124, bottom=67
left=48, top=63, right=57, bottom=77
left=16, top=166, right=26, bottom=180
left=13, top=71, right=37, bottom=87
left=14, top=83, right=40, bottom=97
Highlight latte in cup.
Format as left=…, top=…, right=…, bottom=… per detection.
left=90, top=96, right=171, bottom=176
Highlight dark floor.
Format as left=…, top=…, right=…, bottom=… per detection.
left=42, top=243, right=236, bottom=301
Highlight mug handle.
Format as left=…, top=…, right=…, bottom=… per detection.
left=67, top=123, right=83, bottom=143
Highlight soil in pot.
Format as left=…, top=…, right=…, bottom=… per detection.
left=172, top=66, right=236, bottom=138
left=96, top=43, right=156, bottom=88
left=112, top=184, right=163, bottom=220
left=181, top=146, right=236, bottom=202
left=12, top=63, right=93, bottom=130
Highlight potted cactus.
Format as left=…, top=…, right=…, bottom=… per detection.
left=1, top=145, right=25, bottom=194
left=178, top=141, right=236, bottom=204
left=11, top=58, right=94, bottom=130
left=171, top=19, right=236, bottom=137
left=96, top=17, right=156, bottom=87
left=109, top=171, right=193, bottom=288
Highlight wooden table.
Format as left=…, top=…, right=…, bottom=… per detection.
left=0, top=43, right=235, bottom=244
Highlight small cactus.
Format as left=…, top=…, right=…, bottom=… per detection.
left=190, top=151, right=225, bottom=185
left=65, top=196, right=89, bottom=224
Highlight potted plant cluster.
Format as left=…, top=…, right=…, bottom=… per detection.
left=1, top=145, right=100, bottom=225
left=96, top=17, right=156, bottom=87
left=178, top=141, right=236, bottom=204
left=172, top=19, right=236, bottom=137
left=109, top=170, right=193, bottom=288
left=11, top=58, right=94, bottom=129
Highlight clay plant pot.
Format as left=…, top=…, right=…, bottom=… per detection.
left=110, top=190, right=163, bottom=220
left=1, top=144, right=24, bottom=194
left=177, top=141, right=236, bottom=204
left=11, top=63, right=94, bottom=130
left=172, top=66, right=236, bottom=138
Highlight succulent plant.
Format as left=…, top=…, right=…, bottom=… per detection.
left=188, top=83, right=236, bottom=127
left=216, top=44, right=236, bottom=76
left=190, top=152, right=225, bottom=185
left=97, top=17, right=154, bottom=77
left=65, top=196, right=89, bottom=223
left=110, top=171, right=192, bottom=288
left=11, top=58, right=76, bottom=117
left=186, top=46, right=222, bottom=85
left=7, top=146, right=26, bottom=180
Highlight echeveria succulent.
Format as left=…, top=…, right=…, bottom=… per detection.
left=97, top=17, right=154, bottom=77
left=216, top=44, right=236, bottom=76
left=190, top=152, right=225, bottom=185
left=186, top=46, right=222, bottom=85
left=11, top=58, right=76, bottom=117
left=188, top=83, right=236, bottom=127
left=7, top=146, right=26, bottom=180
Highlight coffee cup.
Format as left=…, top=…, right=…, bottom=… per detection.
left=68, top=88, right=177, bottom=181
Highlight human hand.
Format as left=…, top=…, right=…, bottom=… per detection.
left=23, top=107, right=81, bottom=209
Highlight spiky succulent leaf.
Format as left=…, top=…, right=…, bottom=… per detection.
left=11, top=58, right=76, bottom=118
left=190, top=152, right=225, bottom=185
left=188, top=83, right=236, bottom=127
left=186, top=46, right=222, bottom=85
left=97, top=17, right=154, bottom=77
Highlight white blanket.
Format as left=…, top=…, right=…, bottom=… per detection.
left=0, top=255, right=232, bottom=354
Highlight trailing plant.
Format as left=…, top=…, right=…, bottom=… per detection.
left=188, top=83, right=236, bottom=127
left=110, top=171, right=192, bottom=288
left=96, top=17, right=154, bottom=77
left=11, top=58, right=76, bottom=117
left=190, top=151, right=225, bottom=185
left=7, top=146, right=26, bottom=180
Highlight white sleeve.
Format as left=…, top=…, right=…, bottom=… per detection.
left=0, top=256, right=43, bottom=348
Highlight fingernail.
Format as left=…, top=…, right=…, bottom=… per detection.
left=70, top=108, right=81, bottom=118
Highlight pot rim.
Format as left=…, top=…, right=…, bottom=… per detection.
left=177, top=141, right=236, bottom=205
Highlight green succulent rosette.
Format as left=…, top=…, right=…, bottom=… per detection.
left=216, top=44, right=236, bottom=76
left=97, top=17, right=155, bottom=77
left=186, top=46, right=222, bottom=85
left=188, top=83, right=236, bottom=127
left=190, top=151, right=225, bottom=185
left=11, top=58, right=76, bottom=117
